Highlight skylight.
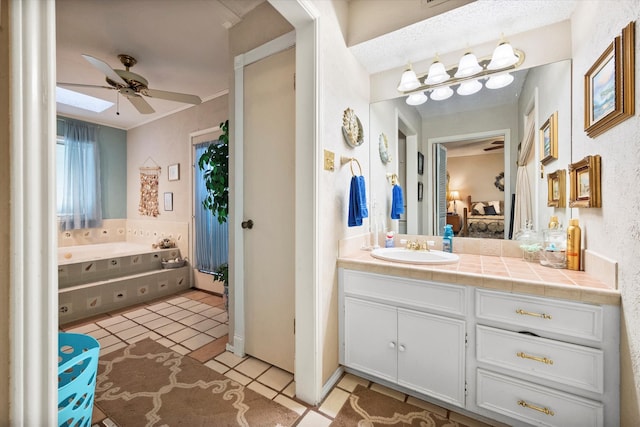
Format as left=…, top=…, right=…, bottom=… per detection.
left=56, top=87, right=114, bottom=113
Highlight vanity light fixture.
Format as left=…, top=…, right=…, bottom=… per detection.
left=397, top=37, right=525, bottom=106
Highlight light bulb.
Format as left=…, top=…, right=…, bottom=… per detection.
left=424, top=61, right=450, bottom=85
left=486, top=73, right=514, bottom=89
left=430, top=86, right=454, bottom=101
left=488, top=42, right=519, bottom=70
left=454, top=52, right=483, bottom=78
left=406, top=92, right=428, bottom=106
left=457, top=79, right=482, bottom=96
left=397, top=65, right=420, bottom=92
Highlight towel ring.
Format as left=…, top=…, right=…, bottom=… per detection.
left=341, top=156, right=363, bottom=176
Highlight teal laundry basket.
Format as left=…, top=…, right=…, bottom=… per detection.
left=58, top=332, right=100, bottom=427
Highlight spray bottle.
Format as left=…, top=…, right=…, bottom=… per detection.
left=443, top=224, right=454, bottom=253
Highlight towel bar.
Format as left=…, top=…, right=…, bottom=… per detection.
left=341, top=156, right=363, bottom=176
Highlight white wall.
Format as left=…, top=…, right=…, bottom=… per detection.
left=518, top=60, right=572, bottom=229
left=448, top=153, right=504, bottom=212
left=126, top=95, right=228, bottom=223
left=369, top=97, right=422, bottom=236
left=314, top=0, right=371, bottom=383
left=570, top=2, right=640, bottom=424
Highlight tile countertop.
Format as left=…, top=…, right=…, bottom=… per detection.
left=337, top=249, right=621, bottom=306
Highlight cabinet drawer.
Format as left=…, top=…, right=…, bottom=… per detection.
left=343, top=270, right=466, bottom=316
left=477, top=369, right=603, bottom=427
left=476, top=325, right=604, bottom=394
left=476, top=289, right=603, bottom=342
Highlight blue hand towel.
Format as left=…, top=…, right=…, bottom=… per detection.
left=391, top=184, right=404, bottom=219
left=357, top=175, right=368, bottom=219
left=348, top=175, right=369, bottom=227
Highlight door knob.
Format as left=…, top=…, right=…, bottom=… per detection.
left=241, top=219, right=254, bottom=229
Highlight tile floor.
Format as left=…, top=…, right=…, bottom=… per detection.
left=60, top=289, right=500, bottom=427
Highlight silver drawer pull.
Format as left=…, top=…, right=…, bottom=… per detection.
left=516, top=309, right=552, bottom=320
left=516, top=351, right=553, bottom=365
left=518, top=399, right=555, bottom=416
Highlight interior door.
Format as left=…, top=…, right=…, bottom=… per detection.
left=243, top=47, right=295, bottom=372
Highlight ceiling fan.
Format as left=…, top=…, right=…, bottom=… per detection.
left=483, top=140, right=504, bottom=151
left=58, top=54, right=202, bottom=114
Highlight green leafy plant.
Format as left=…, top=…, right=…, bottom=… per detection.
left=198, top=120, right=229, bottom=223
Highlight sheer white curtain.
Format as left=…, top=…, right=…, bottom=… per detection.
left=513, top=110, right=536, bottom=236
left=59, top=120, right=102, bottom=230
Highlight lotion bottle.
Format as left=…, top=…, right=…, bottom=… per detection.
left=566, top=218, right=581, bottom=270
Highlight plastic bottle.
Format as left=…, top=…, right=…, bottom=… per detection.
left=443, top=224, right=454, bottom=253
left=566, top=218, right=581, bottom=271
left=385, top=231, right=395, bottom=248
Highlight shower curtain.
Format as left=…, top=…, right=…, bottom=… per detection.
left=195, top=141, right=228, bottom=273
left=513, top=110, right=536, bottom=235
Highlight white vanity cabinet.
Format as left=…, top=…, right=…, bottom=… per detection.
left=338, top=267, right=620, bottom=427
left=473, top=289, right=619, bottom=427
left=340, top=269, right=467, bottom=407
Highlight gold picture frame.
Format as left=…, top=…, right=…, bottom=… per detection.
left=569, top=155, right=601, bottom=208
left=540, top=111, right=558, bottom=165
left=584, top=21, right=635, bottom=138
left=547, top=169, right=566, bottom=208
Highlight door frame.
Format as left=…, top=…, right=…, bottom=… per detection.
left=233, top=0, right=320, bottom=405
left=427, top=128, right=512, bottom=237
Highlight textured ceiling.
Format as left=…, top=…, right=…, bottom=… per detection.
left=349, top=0, right=578, bottom=75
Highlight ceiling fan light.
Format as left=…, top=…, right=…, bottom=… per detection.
left=454, top=52, right=483, bottom=78
left=486, top=73, right=514, bottom=89
left=430, top=86, right=454, bottom=101
left=406, top=92, right=428, bottom=106
left=456, top=79, right=483, bottom=96
left=424, top=61, right=450, bottom=85
left=397, top=65, right=421, bottom=92
left=487, top=42, right=519, bottom=70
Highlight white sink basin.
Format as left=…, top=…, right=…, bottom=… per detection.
left=370, top=247, right=459, bottom=265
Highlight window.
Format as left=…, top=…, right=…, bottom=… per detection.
left=57, top=120, right=103, bottom=230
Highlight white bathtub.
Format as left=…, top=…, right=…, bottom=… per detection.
left=57, top=242, right=159, bottom=265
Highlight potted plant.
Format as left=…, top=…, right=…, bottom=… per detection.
left=198, top=120, right=229, bottom=224
left=199, top=120, right=230, bottom=308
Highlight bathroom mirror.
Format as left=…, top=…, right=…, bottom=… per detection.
left=369, top=59, right=572, bottom=239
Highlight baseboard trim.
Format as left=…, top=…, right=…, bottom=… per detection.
left=321, top=366, right=345, bottom=401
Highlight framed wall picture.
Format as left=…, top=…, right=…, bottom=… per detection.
left=569, top=155, right=601, bottom=208
left=540, top=111, right=558, bottom=165
left=547, top=169, right=566, bottom=208
left=164, top=192, right=174, bottom=211
left=418, top=182, right=424, bottom=201
left=417, top=152, right=424, bottom=175
left=168, top=163, right=180, bottom=181
left=584, top=21, right=635, bottom=138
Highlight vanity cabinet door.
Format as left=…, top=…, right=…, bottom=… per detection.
left=397, top=308, right=466, bottom=407
left=344, top=297, right=397, bottom=383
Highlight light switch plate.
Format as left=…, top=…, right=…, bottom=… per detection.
left=324, top=149, right=335, bottom=171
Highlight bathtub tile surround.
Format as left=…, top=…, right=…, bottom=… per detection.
left=58, top=243, right=189, bottom=323
left=67, top=290, right=493, bottom=427
left=58, top=218, right=127, bottom=247
left=125, top=219, right=188, bottom=261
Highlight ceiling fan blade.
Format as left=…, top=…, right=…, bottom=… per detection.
left=125, top=93, right=155, bottom=114
left=57, top=82, right=116, bottom=90
left=141, top=88, right=202, bottom=105
left=484, top=145, right=503, bottom=151
left=82, top=54, right=128, bottom=86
